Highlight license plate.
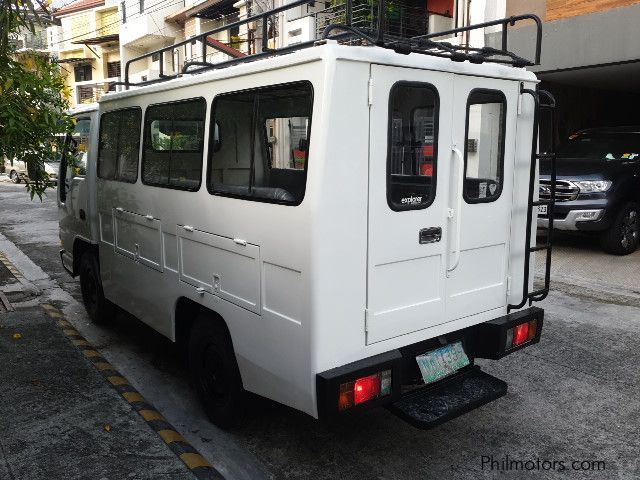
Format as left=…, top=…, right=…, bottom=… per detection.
left=416, top=342, right=470, bottom=385
left=538, top=205, right=548, bottom=215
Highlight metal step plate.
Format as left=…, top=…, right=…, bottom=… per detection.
left=388, top=366, right=507, bottom=429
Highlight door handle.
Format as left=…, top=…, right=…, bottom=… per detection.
left=145, top=214, right=154, bottom=220
left=115, top=207, right=124, bottom=213
left=447, top=145, right=464, bottom=275
left=419, top=227, right=442, bottom=244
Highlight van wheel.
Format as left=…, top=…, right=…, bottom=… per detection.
left=600, top=203, right=639, bottom=255
left=79, top=252, right=110, bottom=324
left=188, top=317, right=245, bottom=429
left=9, top=170, right=20, bottom=184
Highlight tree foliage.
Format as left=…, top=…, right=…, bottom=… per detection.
left=0, top=0, right=73, bottom=199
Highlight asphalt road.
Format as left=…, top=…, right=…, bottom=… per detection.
left=1, top=180, right=639, bottom=480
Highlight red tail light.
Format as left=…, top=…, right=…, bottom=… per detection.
left=338, top=370, right=392, bottom=411
left=505, top=319, right=539, bottom=351
left=354, top=374, right=381, bottom=405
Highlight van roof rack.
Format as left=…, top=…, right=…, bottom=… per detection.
left=115, top=0, right=542, bottom=90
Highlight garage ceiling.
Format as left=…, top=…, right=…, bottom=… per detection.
left=538, top=60, right=640, bottom=92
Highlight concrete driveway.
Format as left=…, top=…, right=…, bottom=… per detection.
left=1, top=182, right=639, bottom=480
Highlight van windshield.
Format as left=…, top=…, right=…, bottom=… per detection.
left=557, top=132, right=640, bottom=161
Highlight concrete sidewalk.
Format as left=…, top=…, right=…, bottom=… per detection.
left=0, top=306, right=196, bottom=480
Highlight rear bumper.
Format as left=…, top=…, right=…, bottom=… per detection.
left=316, top=307, right=543, bottom=421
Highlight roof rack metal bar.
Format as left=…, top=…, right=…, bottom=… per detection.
left=414, top=14, right=542, bottom=64
left=117, top=3, right=544, bottom=91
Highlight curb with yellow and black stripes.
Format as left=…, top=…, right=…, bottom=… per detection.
left=41, top=303, right=225, bottom=480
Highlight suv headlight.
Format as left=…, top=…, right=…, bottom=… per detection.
left=574, top=180, right=612, bottom=193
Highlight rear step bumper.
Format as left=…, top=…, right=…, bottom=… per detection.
left=388, top=366, right=507, bottom=429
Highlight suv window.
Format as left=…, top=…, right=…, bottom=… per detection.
left=98, top=108, right=142, bottom=182
left=208, top=81, right=312, bottom=205
left=142, top=98, right=206, bottom=191
left=557, top=132, right=640, bottom=161
left=387, top=82, right=439, bottom=211
left=464, top=89, right=506, bottom=203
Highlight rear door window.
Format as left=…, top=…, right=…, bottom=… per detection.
left=463, top=89, right=506, bottom=203
left=387, top=82, right=439, bottom=211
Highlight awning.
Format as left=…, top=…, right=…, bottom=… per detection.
left=55, top=57, right=94, bottom=64
left=72, top=34, right=119, bottom=45
left=165, top=0, right=236, bottom=24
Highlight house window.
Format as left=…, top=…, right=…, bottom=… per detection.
left=387, top=82, right=439, bottom=211
left=74, top=64, right=92, bottom=82
left=98, top=108, right=142, bottom=183
left=208, top=81, right=313, bottom=205
left=142, top=98, right=207, bottom=190
left=463, top=89, right=506, bottom=203
left=107, top=61, right=121, bottom=78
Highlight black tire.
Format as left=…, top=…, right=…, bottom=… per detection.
left=79, top=252, right=110, bottom=324
left=599, top=202, right=639, bottom=255
left=9, top=170, right=20, bottom=184
left=188, top=316, right=245, bottom=429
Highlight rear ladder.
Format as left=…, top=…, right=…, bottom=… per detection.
left=508, top=86, right=557, bottom=312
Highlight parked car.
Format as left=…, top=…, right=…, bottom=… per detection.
left=539, top=126, right=640, bottom=255
left=3, top=157, right=60, bottom=184
left=3, top=158, right=28, bottom=183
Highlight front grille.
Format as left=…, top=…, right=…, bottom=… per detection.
left=539, top=179, right=579, bottom=202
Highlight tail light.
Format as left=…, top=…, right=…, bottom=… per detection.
left=505, top=319, right=538, bottom=350
left=338, top=369, right=392, bottom=411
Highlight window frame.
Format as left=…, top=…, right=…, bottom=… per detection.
left=462, top=88, right=507, bottom=205
left=97, top=106, right=142, bottom=183
left=386, top=81, right=440, bottom=212
left=206, top=80, right=314, bottom=206
left=141, top=96, right=207, bottom=192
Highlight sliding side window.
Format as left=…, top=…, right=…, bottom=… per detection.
left=142, top=98, right=206, bottom=191
left=208, top=81, right=313, bottom=205
left=464, top=89, right=506, bottom=203
left=387, top=82, right=439, bottom=211
left=97, top=108, right=142, bottom=182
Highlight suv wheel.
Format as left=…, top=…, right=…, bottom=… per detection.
left=9, top=170, right=20, bottom=184
left=188, top=316, right=245, bottom=429
left=600, top=202, right=639, bottom=255
left=79, top=252, right=111, bottom=324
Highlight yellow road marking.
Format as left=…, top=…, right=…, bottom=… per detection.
left=62, top=328, right=79, bottom=336
left=83, top=350, right=101, bottom=358
left=122, top=391, right=145, bottom=403
left=180, top=453, right=211, bottom=469
left=107, top=376, right=129, bottom=386
left=139, top=409, right=164, bottom=422
left=158, top=429, right=186, bottom=444
left=94, top=361, right=114, bottom=371
left=72, top=339, right=91, bottom=347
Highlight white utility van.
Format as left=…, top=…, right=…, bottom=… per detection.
left=58, top=4, right=557, bottom=429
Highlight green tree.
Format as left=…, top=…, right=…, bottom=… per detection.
left=0, top=0, right=73, bottom=199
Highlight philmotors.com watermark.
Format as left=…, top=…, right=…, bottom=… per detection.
left=481, top=455, right=606, bottom=473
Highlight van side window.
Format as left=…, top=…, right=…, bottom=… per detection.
left=464, top=89, right=506, bottom=203
left=208, top=81, right=312, bottom=205
left=142, top=98, right=206, bottom=191
left=97, top=108, right=142, bottom=182
left=387, top=82, right=439, bottom=211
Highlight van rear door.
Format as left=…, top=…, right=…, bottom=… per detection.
left=365, top=65, right=453, bottom=344
left=445, top=76, right=518, bottom=322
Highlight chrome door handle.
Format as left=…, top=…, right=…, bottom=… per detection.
left=145, top=214, right=154, bottom=220
left=115, top=207, right=124, bottom=213
left=183, top=225, right=194, bottom=232
left=447, top=145, right=464, bottom=275
left=419, top=227, right=442, bottom=244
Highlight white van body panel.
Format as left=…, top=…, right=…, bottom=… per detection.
left=65, top=44, right=538, bottom=418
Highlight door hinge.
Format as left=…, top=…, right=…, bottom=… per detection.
left=506, top=276, right=512, bottom=297
left=368, top=77, right=373, bottom=106
left=364, top=309, right=370, bottom=332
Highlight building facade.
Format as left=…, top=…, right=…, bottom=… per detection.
left=48, top=0, right=122, bottom=107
